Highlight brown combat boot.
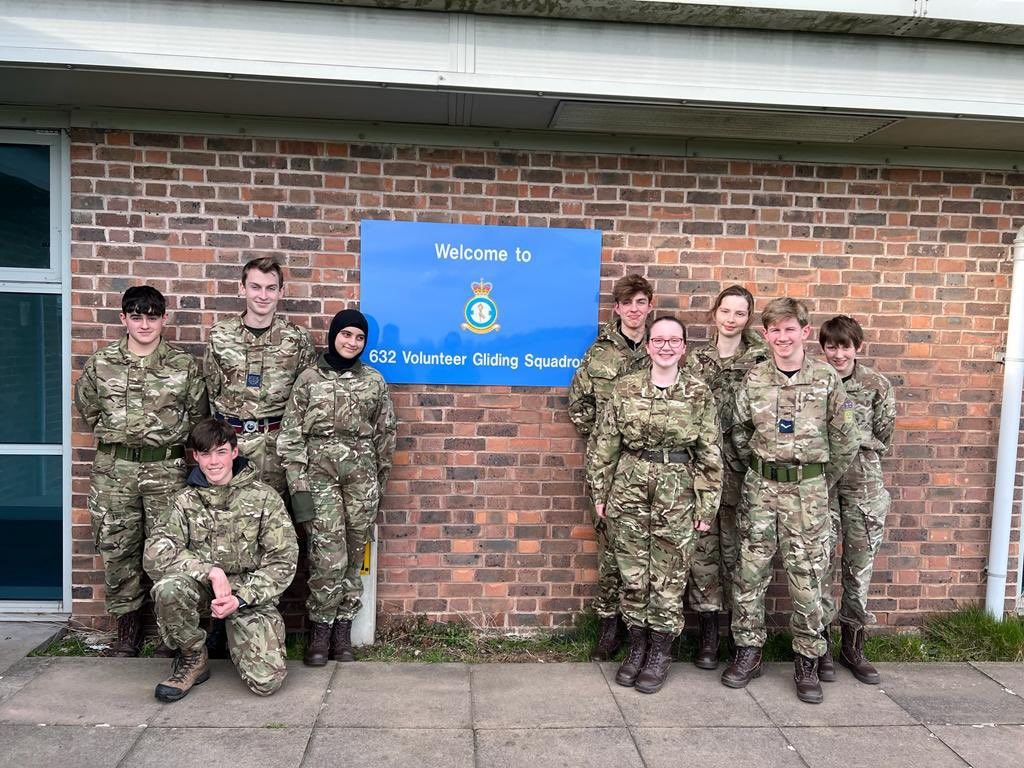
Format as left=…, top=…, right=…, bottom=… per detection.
left=304, top=621, right=331, bottom=666
left=721, top=645, right=763, bottom=688
left=154, top=646, right=210, bottom=702
left=794, top=654, right=824, bottom=704
left=615, top=625, right=649, bottom=687
left=840, top=624, right=881, bottom=684
left=329, top=618, right=355, bottom=662
left=636, top=630, right=675, bottom=694
left=818, top=630, right=837, bottom=682
left=109, top=610, right=142, bottom=657
left=694, top=611, right=720, bottom=670
left=590, top=615, right=624, bottom=661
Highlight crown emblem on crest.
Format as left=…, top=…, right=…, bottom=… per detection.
left=472, top=279, right=493, bottom=296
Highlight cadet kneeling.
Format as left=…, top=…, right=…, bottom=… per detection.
left=145, top=419, right=298, bottom=701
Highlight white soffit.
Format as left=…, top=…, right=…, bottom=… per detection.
left=551, top=102, right=898, bottom=142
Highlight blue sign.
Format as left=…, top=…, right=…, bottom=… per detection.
left=360, top=220, right=602, bottom=386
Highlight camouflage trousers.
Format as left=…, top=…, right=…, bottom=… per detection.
left=687, top=467, right=743, bottom=613
left=590, top=498, right=622, bottom=619
left=305, top=442, right=380, bottom=624
left=607, top=457, right=700, bottom=635
left=151, top=573, right=287, bottom=696
left=732, top=470, right=829, bottom=659
left=88, top=452, right=186, bottom=615
left=822, top=452, right=890, bottom=631
left=237, top=428, right=288, bottom=498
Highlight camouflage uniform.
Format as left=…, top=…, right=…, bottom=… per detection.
left=568, top=320, right=650, bottom=619
left=277, top=356, right=397, bottom=624
left=730, top=356, right=859, bottom=658
left=74, top=338, right=209, bottom=615
left=588, top=370, right=723, bottom=635
left=683, top=329, right=769, bottom=613
left=821, top=363, right=896, bottom=631
left=144, top=460, right=298, bottom=696
left=204, top=315, right=316, bottom=496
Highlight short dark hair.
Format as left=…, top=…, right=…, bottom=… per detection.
left=649, top=314, right=687, bottom=343
left=819, top=315, right=864, bottom=349
left=612, top=274, right=654, bottom=305
left=709, top=285, right=755, bottom=328
left=121, top=286, right=166, bottom=316
left=241, top=256, right=284, bottom=288
left=188, top=418, right=238, bottom=453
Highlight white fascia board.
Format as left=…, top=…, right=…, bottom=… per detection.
left=2, top=1, right=1024, bottom=119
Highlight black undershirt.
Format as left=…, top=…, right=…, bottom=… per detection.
left=244, top=324, right=271, bottom=338
left=777, top=367, right=798, bottom=378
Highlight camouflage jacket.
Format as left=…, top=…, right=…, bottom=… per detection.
left=732, top=354, right=860, bottom=487
left=568, top=319, right=649, bottom=450
left=144, top=459, right=297, bottom=607
left=843, top=362, right=896, bottom=455
left=277, top=356, right=397, bottom=494
left=683, top=328, right=769, bottom=473
left=588, top=369, right=723, bottom=524
left=203, top=314, right=316, bottom=420
left=74, top=337, right=209, bottom=446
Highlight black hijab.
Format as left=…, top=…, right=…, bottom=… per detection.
left=324, top=309, right=369, bottom=371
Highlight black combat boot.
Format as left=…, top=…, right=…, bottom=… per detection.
left=840, top=624, right=881, bottom=684
left=304, top=621, right=331, bottom=666
left=590, top=615, right=624, bottom=661
left=109, top=610, right=142, bottom=657
left=794, top=654, right=824, bottom=704
left=329, top=618, right=355, bottom=662
left=615, top=626, right=649, bottom=687
left=818, top=630, right=837, bottom=682
left=720, top=645, right=763, bottom=688
left=694, top=611, right=720, bottom=670
left=636, top=630, right=675, bottom=694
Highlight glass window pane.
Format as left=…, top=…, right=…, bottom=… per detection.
left=0, top=292, right=62, bottom=444
left=0, top=454, right=62, bottom=600
left=0, top=144, right=51, bottom=270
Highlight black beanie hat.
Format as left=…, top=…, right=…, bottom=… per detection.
left=324, top=309, right=369, bottom=370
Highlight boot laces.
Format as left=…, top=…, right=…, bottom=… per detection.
left=795, top=656, right=817, bottom=681
left=169, top=651, right=201, bottom=684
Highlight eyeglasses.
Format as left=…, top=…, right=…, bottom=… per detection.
left=649, top=337, right=684, bottom=349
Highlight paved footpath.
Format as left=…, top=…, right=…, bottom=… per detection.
left=1, top=649, right=1023, bottom=768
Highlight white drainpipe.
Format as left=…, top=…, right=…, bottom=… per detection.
left=986, top=225, right=1024, bottom=619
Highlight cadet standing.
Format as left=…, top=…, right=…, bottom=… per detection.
left=203, top=257, right=316, bottom=501
left=568, top=274, right=654, bottom=661
left=819, top=315, right=896, bottom=685
left=722, top=297, right=859, bottom=704
left=683, top=285, right=769, bottom=669
left=74, top=286, right=209, bottom=656
left=145, top=419, right=298, bottom=700
left=277, top=309, right=397, bottom=665
left=589, top=316, right=723, bottom=694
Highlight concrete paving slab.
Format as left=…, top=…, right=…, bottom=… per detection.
left=0, top=658, right=164, bottom=725
left=632, top=726, right=806, bottom=768
left=0, top=622, right=63, bottom=676
left=745, top=662, right=917, bottom=726
left=930, top=724, right=1024, bottom=768
left=598, top=661, right=772, bottom=727
left=0, top=723, right=142, bottom=768
left=320, top=662, right=470, bottom=728
left=971, top=662, right=1024, bottom=697
left=472, top=663, right=624, bottom=729
left=305, top=727, right=474, bottom=768
left=879, top=663, right=1024, bottom=724
left=782, top=725, right=969, bottom=768
left=119, top=726, right=311, bottom=768
left=476, top=726, right=643, bottom=768
left=148, top=660, right=331, bottom=727
left=0, top=657, right=53, bottom=708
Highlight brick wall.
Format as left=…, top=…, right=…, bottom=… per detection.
left=68, top=128, right=1024, bottom=632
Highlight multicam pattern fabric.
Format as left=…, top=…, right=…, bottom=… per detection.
left=277, top=356, right=397, bottom=623
left=730, top=356, right=860, bottom=658
left=588, top=369, right=723, bottom=635
left=683, top=329, right=769, bottom=613
left=145, top=460, right=298, bottom=695
left=822, top=362, right=896, bottom=631
left=568, top=319, right=650, bottom=618
left=203, top=314, right=316, bottom=492
left=75, top=337, right=209, bottom=615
